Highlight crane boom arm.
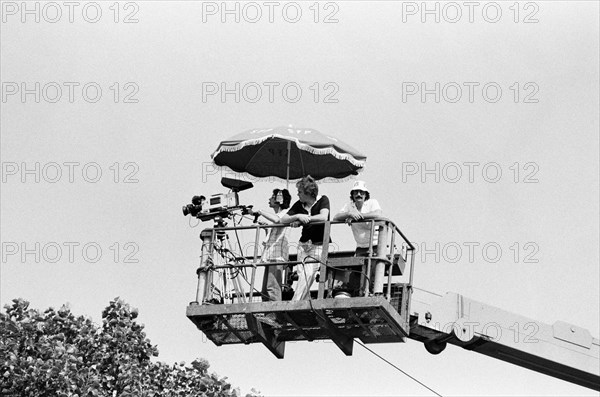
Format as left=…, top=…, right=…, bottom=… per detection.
left=408, top=292, right=600, bottom=390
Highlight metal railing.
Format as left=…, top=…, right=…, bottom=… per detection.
left=193, top=218, right=414, bottom=305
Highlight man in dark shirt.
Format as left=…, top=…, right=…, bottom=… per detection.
left=281, top=175, right=330, bottom=300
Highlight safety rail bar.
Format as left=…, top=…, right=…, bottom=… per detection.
left=193, top=218, right=414, bottom=306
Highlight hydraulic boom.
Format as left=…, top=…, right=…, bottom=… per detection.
left=408, top=292, right=599, bottom=390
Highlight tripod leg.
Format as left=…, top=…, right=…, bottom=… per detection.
left=223, top=234, right=248, bottom=303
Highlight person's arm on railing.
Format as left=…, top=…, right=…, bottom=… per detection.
left=333, top=207, right=381, bottom=222
left=280, top=200, right=310, bottom=227
left=280, top=199, right=302, bottom=225
left=280, top=212, right=300, bottom=224
left=309, top=208, right=329, bottom=223
left=359, top=208, right=382, bottom=219
left=333, top=202, right=358, bottom=222
left=281, top=209, right=329, bottom=225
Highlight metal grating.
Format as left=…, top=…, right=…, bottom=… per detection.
left=187, top=294, right=410, bottom=353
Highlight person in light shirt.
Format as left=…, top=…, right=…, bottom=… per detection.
left=333, top=180, right=382, bottom=295
left=249, top=188, right=292, bottom=302
left=334, top=180, right=382, bottom=252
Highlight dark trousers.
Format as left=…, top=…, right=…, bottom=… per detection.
left=331, top=246, right=377, bottom=297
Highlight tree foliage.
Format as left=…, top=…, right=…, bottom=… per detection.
left=1, top=298, right=260, bottom=397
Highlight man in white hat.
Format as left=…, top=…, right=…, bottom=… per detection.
left=334, top=180, right=382, bottom=253
left=333, top=180, right=382, bottom=295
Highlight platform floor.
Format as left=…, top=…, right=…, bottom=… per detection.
left=187, top=296, right=409, bottom=357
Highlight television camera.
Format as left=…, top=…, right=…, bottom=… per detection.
left=182, top=177, right=255, bottom=223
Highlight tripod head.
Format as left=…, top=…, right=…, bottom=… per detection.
left=213, top=215, right=228, bottom=241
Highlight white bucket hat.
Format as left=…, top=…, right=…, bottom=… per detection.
left=351, top=180, right=369, bottom=193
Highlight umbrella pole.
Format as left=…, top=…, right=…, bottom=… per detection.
left=286, top=141, right=291, bottom=189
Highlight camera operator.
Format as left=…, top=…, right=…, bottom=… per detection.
left=248, top=188, right=292, bottom=302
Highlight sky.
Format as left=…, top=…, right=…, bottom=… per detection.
left=1, top=1, right=599, bottom=396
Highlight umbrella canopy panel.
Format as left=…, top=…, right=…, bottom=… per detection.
left=212, top=127, right=367, bottom=181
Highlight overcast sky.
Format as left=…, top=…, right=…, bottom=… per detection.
left=1, top=1, right=599, bottom=396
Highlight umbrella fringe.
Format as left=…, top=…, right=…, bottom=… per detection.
left=211, top=134, right=366, bottom=169
left=210, top=164, right=364, bottom=184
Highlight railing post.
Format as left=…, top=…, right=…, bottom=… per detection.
left=373, top=222, right=389, bottom=295
left=318, top=221, right=331, bottom=299
left=248, top=224, right=262, bottom=303
left=408, top=246, right=416, bottom=287
left=386, top=227, right=396, bottom=300
left=195, top=229, right=215, bottom=305
left=363, top=220, right=376, bottom=297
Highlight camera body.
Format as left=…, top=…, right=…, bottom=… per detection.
left=205, top=192, right=239, bottom=213
left=182, top=177, right=254, bottom=222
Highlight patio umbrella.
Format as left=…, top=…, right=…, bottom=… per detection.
left=211, top=126, right=366, bottom=186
